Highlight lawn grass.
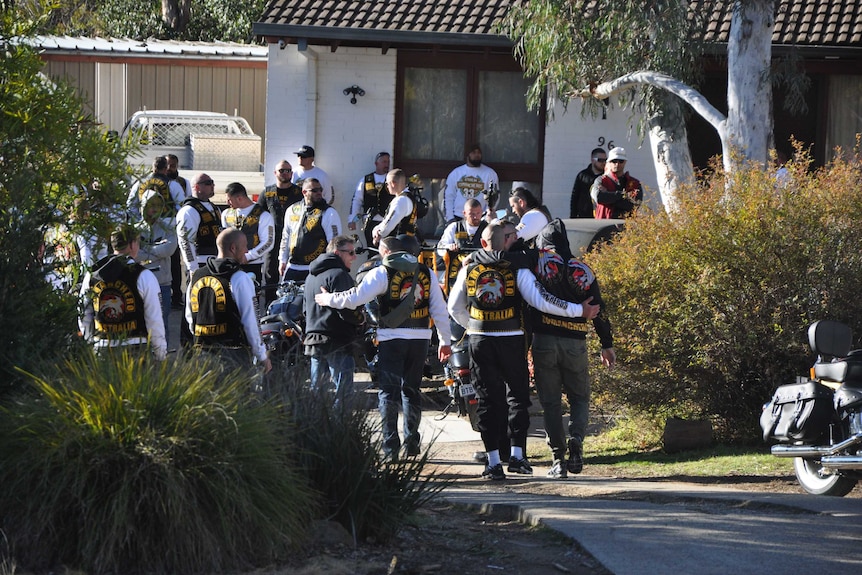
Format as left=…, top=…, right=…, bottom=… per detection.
left=584, top=434, right=793, bottom=478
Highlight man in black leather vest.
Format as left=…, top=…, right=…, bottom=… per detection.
left=448, top=222, right=599, bottom=480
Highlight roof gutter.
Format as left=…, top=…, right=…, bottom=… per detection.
left=252, top=23, right=513, bottom=49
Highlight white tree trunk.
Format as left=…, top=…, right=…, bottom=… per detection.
left=726, top=0, right=775, bottom=171
left=647, top=94, right=694, bottom=215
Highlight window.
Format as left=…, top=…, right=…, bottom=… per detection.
left=826, top=75, right=862, bottom=161
left=395, top=51, right=544, bottom=183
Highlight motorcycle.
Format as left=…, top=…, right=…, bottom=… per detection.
left=761, top=320, right=862, bottom=496
left=438, top=325, right=480, bottom=431
left=259, top=280, right=306, bottom=373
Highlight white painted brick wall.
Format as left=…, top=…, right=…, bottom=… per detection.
left=543, top=98, right=660, bottom=219
left=264, top=45, right=396, bottom=226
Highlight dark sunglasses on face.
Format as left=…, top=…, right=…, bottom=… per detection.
left=593, top=158, right=607, bottom=162
left=308, top=187, right=324, bottom=193
left=338, top=249, right=356, bottom=256
left=277, top=168, right=292, bottom=173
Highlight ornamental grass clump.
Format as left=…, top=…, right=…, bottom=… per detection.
left=585, top=148, right=862, bottom=442
left=275, top=369, right=449, bottom=544
left=0, top=348, right=316, bottom=574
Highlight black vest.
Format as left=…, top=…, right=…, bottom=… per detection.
left=189, top=263, right=246, bottom=348
left=182, top=197, right=222, bottom=255
left=393, top=191, right=418, bottom=237
left=261, top=184, right=303, bottom=233
left=531, top=249, right=594, bottom=339
left=224, top=204, right=265, bottom=249
left=378, top=263, right=433, bottom=330
left=90, top=256, right=149, bottom=341
left=363, top=173, right=393, bottom=215
left=444, top=220, right=487, bottom=293
left=464, top=260, right=523, bottom=333
left=288, top=204, right=328, bottom=265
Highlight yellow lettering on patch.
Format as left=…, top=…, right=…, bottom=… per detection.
left=469, top=308, right=514, bottom=321
left=194, top=324, right=228, bottom=336
left=190, top=276, right=228, bottom=312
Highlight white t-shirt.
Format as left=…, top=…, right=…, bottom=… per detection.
left=292, top=165, right=334, bottom=205
left=443, top=163, right=499, bottom=221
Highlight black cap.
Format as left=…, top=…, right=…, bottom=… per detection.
left=294, top=145, right=315, bottom=158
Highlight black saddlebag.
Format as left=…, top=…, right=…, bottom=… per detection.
left=760, top=380, right=833, bottom=443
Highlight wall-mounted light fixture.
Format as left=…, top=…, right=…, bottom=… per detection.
left=343, top=85, right=365, bottom=105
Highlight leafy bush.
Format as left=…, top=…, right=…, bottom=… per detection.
left=275, top=368, right=449, bottom=544
left=0, top=12, right=134, bottom=396
left=0, top=349, right=316, bottom=573
left=585, top=150, right=862, bottom=442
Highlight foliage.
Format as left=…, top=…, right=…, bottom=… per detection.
left=500, top=0, right=704, bottom=120
left=0, top=349, right=316, bottom=573
left=584, top=148, right=862, bottom=442
left=277, top=369, right=449, bottom=544
left=0, top=11, right=135, bottom=394
left=13, top=0, right=268, bottom=42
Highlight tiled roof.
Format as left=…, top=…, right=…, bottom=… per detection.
left=256, top=0, right=862, bottom=49
left=255, top=0, right=511, bottom=45
left=698, top=0, right=862, bottom=46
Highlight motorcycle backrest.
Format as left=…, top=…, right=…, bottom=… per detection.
left=808, top=320, right=853, bottom=358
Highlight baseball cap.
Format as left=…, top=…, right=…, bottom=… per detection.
left=608, top=147, right=627, bottom=162
left=294, top=145, right=315, bottom=158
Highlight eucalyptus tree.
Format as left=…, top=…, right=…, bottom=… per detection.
left=503, top=0, right=779, bottom=213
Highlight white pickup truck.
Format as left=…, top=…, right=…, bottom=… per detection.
left=117, top=110, right=265, bottom=206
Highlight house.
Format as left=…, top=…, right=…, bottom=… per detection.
left=253, top=0, right=862, bottom=234
left=33, top=36, right=268, bottom=145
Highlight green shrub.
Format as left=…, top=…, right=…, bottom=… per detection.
left=585, top=150, right=862, bottom=442
left=274, top=368, right=448, bottom=544
left=0, top=12, right=135, bottom=396
left=0, top=349, right=316, bottom=574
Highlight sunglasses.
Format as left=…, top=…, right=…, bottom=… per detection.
left=338, top=249, right=356, bottom=256
left=593, top=158, right=607, bottom=162
left=277, top=168, right=292, bottom=173
left=610, top=159, right=626, bottom=164
left=308, top=187, right=324, bottom=193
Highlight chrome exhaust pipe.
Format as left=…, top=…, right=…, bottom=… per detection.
left=771, top=433, right=862, bottom=458
left=820, top=455, right=862, bottom=469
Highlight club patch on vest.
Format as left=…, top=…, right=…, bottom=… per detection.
left=93, top=280, right=138, bottom=332
left=190, top=276, right=228, bottom=312
left=466, top=264, right=515, bottom=307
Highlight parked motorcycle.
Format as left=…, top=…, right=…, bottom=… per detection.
left=761, top=320, right=862, bottom=496
left=259, top=280, right=306, bottom=372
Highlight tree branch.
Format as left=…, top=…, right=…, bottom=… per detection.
left=576, top=70, right=727, bottom=135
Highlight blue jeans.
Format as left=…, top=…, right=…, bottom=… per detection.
left=309, top=347, right=356, bottom=409
left=377, top=338, right=428, bottom=456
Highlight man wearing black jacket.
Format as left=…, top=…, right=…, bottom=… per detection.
left=304, top=235, right=365, bottom=407
left=531, top=220, right=615, bottom=478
